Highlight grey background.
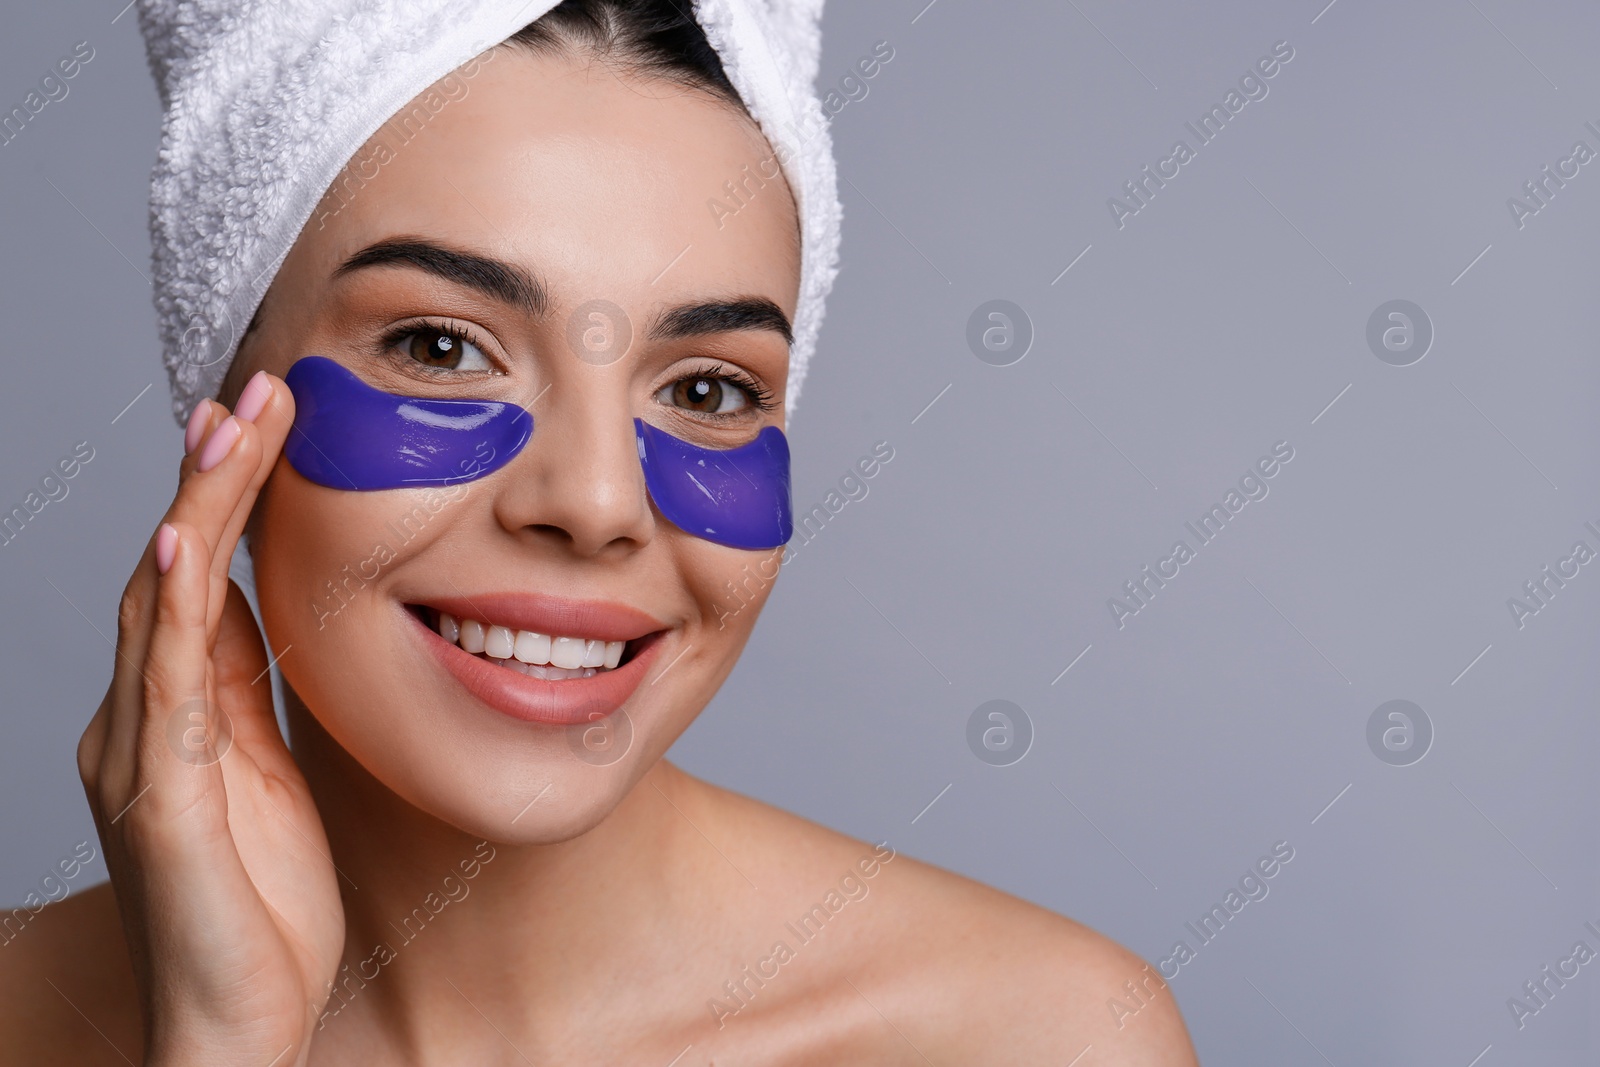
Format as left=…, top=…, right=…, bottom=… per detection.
left=3, top=0, right=1598, bottom=1062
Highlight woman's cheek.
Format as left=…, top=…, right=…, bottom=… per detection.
left=253, top=476, right=422, bottom=664
left=689, top=541, right=783, bottom=643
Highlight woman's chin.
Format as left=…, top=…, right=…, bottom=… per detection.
left=291, top=672, right=669, bottom=844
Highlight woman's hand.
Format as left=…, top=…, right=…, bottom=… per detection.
left=76, top=372, right=344, bottom=1067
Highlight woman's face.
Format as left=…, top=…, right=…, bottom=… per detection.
left=229, top=45, right=801, bottom=841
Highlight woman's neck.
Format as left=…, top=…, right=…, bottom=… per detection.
left=282, top=693, right=716, bottom=1061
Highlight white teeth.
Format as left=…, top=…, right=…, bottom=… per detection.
left=514, top=630, right=552, bottom=665
left=459, top=618, right=486, bottom=654
left=433, top=610, right=632, bottom=676
left=500, top=659, right=600, bottom=680
left=550, top=635, right=585, bottom=670
left=485, top=624, right=516, bottom=660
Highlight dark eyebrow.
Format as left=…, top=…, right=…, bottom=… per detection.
left=334, top=237, right=548, bottom=316
left=649, top=298, right=793, bottom=347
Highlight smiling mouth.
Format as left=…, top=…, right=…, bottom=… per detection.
left=407, top=604, right=663, bottom=681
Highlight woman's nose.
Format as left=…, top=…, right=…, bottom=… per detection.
left=490, top=383, right=655, bottom=558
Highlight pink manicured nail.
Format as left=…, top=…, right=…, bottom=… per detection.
left=183, top=400, right=211, bottom=454
left=156, top=523, right=177, bottom=574
left=197, top=416, right=242, bottom=473
left=234, top=371, right=271, bottom=424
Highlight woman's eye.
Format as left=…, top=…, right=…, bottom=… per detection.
left=658, top=375, right=749, bottom=415
left=392, top=327, right=493, bottom=372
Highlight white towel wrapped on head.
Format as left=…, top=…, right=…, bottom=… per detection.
left=136, top=0, right=843, bottom=427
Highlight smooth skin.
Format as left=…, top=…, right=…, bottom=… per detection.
left=1, top=43, right=1199, bottom=1067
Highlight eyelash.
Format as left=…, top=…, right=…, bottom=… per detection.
left=376, top=317, right=502, bottom=375
left=674, top=359, right=779, bottom=416
left=376, top=317, right=779, bottom=414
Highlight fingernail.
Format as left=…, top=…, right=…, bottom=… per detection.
left=234, top=371, right=272, bottom=424
left=183, top=400, right=211, bottom=454
left=156, top=523, right=177, bottom=574
left=197, top=416, right=242, bottom=473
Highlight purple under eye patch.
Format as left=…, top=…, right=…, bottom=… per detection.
left=282, top=355, right=792, bottom=549
left=633, top=418, right=792, bottom=551
left=283, top=356, right=532, bottom=489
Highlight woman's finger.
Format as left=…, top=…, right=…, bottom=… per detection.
left=101, top=522, right=227, bottom=831
left=76, top=684, right=113, bottom=801
left=203, top=374, right=296, bottom=645
left=103, top=419, right=256, bottom=767
left=98, top=374, right=293, bottom=821
left=163, top=373, right=288, bottom=581
left=210, top=577, right=298, bottom=779
left=181, top=397, right=221, bottom=460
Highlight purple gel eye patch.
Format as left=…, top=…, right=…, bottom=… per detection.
left=284, top=356, right=532, bottom=489
left=634, top=419, right=793, bottom=550
left=282, top=355, right=792, bottom=549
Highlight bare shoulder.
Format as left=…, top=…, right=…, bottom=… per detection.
left=0, top=880, right=143, bottom=1066
left=889, top=861, right=1199, bottom=1066
left=679, top=769, right=1198, bottom=1065
left=839, top=847, right=1198, bottom=1066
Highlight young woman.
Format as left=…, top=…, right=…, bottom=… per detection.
left=2, top=2, right=1198, bottom=1062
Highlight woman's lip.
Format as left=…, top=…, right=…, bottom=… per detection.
left=415, top=591, right=666, bottom=643
left=407, top=604, right=668, bottom=726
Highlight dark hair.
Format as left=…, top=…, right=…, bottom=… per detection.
left=505, top=0, right=747, bottom=113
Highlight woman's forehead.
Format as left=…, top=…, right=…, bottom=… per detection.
left=302, top=48, right=801, bottom=315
